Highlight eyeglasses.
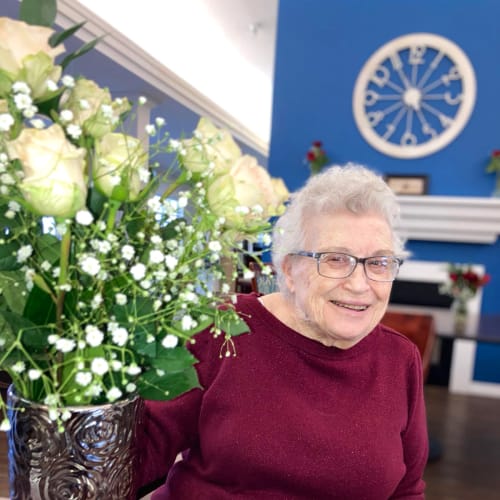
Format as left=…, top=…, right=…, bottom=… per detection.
left=290, top=251, right=403, bottom=282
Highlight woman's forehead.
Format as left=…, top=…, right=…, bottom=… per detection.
left=302, top=210, right=393, bottom=251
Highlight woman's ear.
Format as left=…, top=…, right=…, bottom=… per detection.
left=282, top=255, right=296, bottom=293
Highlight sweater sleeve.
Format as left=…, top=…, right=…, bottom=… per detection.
left=390, top=345, right=429, bottom=499
left=135, top=388, right=202, bottom=489
left=134, top=327, right=225, bottom=491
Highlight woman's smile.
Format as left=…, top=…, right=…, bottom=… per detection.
left=329, top=300, right=370, bottom=312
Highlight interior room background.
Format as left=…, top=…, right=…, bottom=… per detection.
left=1, top=0, right=499, bottom=385
left=268, top=0, right=500, bottom=384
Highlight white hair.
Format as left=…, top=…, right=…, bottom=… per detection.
left=271, top=163, right=408, bottom=292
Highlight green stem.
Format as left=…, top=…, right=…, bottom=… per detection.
left=160, top=170, right=187, bottom=201
left=495, top=171, right=500, bottom=196
left=56, top=225, right=71, bottom=332
left=106, top=200, right=121, bottom=233
left=54, top=223, right=72, bottom=386
left=32, top=273, right=58, bottom=304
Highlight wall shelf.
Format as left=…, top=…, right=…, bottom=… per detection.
left=396, top=195, right=500, bottom=244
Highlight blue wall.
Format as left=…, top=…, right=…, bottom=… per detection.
left=269, top=0, right=500, bottom=381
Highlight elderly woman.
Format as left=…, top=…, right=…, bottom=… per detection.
left=137, top=164, right=428, bottom=499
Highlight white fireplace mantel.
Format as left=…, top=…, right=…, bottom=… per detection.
left=396, top=195, right=500, bottom=244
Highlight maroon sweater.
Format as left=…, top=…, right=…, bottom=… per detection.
left=137, top=293, right=428, bottom=499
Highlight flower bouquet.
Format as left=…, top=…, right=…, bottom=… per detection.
left=0, top=0, right=289, bottom=432
left=439, top=263, right=490, bottom=331
left=305, top=140, right=329, bottom=175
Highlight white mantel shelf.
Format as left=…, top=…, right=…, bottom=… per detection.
left=396, top=195, right=500, bottom=244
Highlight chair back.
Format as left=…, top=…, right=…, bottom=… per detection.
left=382, top=311, right=436, bottom=381
left=248, top=261, right=277, bottom=295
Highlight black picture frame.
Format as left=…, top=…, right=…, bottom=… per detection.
left=384, top=174, right=429, bottom=195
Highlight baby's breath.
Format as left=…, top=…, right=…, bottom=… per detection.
left=0, top=14, right=285, bottom=430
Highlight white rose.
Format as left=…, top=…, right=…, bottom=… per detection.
left=94, top=132, right=147, bottom=201
left=0, top=17, right=64, bottom=99
left=181, top=117, right=241, bottom=175
left=6, top=124, right=87, bottom=217
left=59, top=78, right=130, bottom=138
left=206, top=155, right=289, bottom=230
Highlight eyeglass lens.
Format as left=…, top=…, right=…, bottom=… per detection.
left=318, top=253, right=400, bottom=281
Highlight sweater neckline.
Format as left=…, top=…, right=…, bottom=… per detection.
left=238, top=293, right=379, bottom=359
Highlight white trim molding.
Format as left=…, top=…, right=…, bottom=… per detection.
left=396, top=195, right=500, bottom=244
left=57, top=0, right=269, bottom=156
left=449, top=341, right=500, bottom=398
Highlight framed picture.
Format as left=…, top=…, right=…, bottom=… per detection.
left=384, top=174, right=429, bottom=195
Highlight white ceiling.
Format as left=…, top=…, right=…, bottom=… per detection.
left=76, top=0, right=278, bottom=153
left=202, top=0, right=278, bottom=78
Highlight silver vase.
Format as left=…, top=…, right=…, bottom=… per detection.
left=7, top=385, right=143, bottom=500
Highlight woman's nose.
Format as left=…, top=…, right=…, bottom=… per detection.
left=345, top=262, right=371, bottom=290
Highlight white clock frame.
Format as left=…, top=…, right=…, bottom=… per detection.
left=352, top=33, right=476, bottom=159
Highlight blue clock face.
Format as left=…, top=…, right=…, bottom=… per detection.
left=353, top=33, right=476, bottom=159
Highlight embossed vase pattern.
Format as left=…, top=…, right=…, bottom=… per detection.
left=7, top=386, right=143, bottom=500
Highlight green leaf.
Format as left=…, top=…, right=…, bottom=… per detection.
left=0, top=270, right=27, bottom=314
left=35, top=89, right=64, bottom=116
left=114, top=297, right=155, bottom=327
left=169, top=312, right=214, bottom=339
left=160, top=219, right=184, bottom=240
left=60, top=37, right=104, bottom=71
left=115, top=297, right=157, bottom=355
left=0, top=70, right=13, bottom=97
left=19, top=0, right=57, bottom=27
left=136, top=365, right=200, bottom=400
left=125, top=212, right=149, bottom=239
left=0, top=310, right=49, bottom=350
left=135, top=336, right=157, bottom=358
left=87, top=186, right=107, bottom=218
left=22, top=325, right=51, bottom=351
left=37, top=233, right=61, bottom=263
left=151, top=346, right=198, bottom=374
left=217, top=312, right=250, bottom=337
left=0, top=344, right=25, bottom=372
left=102, top=274, right=129, bottom=307
left=0, top=240, right=22, bottom=271
left=0, top=314, right=17, bottom=353
left=49, top=22, right=86, bottom=48
left=23, top=285, right=56, bottom=326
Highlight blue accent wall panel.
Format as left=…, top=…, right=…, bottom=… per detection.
left=270, top=0, right=500, bottom=381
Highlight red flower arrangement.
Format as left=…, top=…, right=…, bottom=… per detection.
left=486, top=149, right=500, bottom=173
left=486, top=150, right=500, bottom=196
left=439, top=264, right=490, bottom=332
left=440, top=263, right=490, bottom=302
left=305, top=140, right=329, bottom=175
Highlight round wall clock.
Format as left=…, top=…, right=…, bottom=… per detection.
left=352, top=33, right=476, bottom=159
